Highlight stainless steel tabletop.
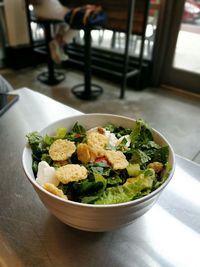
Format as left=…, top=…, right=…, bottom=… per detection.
left=0, top=88, right=200, bottom=267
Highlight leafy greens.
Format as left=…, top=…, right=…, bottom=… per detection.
left=27, top=119, right=171, bottom=205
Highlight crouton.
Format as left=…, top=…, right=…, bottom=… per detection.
left=87, top=131, right=108, bottom=149
left=105, top=150, right=129, bottom=170
left=49, top=139, right=76, bottom=161
left=147, top=162, right=163, bottom=173
left=85, top=131, right=108, bottom=161
left=56, top=164, right=88, bottom=184
left=89, top=146, right=105, bottom=160
left=77, top=143, right=91, bottom=164
left=43, top=183, right=67, bottom=199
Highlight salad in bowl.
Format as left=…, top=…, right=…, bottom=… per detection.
left=23, top=114, right=175, bottom=231
left=26, top=118, right=172, bottom=205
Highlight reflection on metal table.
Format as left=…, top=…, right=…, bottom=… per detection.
left=0, top=88, right=199, bottom=267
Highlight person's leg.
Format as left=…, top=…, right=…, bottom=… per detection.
left=49, top=24, right=69, bottom=65
left=49, top=24, right=78, bottom=64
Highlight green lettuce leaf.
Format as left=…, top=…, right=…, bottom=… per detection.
left=130, top=149, right=151, bottom=165
left=145, top=146, right=169, bottom=164
left=72, top=173, right=107, bottom=203
left=153, top=162, right=172, bottom=190
left=104, top=123, right=131, bottom=138
left=94, top=169, right=155, bottom=204
left=87, top=161, right=111, bottom=176
left=26, top=131, right=47, bottom=159
left=26, top=131, right=49, bottom=176
left=130, top=119, right=153, bottom=148
left=64, top=122, right=86, bottom=143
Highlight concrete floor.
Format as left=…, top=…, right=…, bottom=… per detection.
left=1, top=65, right=200, bottom=164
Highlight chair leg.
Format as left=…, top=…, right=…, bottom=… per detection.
left=84, top=26, right=92, bottom=95
left=135, top=0, right=151, bottom=90
left=120, top=0, right=136, bottom=99
left=111, top=31, right=116, bottom=48
left=120, top=31, right=130, bottom=99
left=135, top=33, right=146, bottom=90
left=45, top=23, right=54, bottom=80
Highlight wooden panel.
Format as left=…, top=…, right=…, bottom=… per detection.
left=59, top=0, right=149, bottom=34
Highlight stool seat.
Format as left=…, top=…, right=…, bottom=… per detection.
left=31, top=17, right=62, bottom=24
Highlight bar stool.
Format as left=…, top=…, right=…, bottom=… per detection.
left=25, top=1, right=65, bottom=85
left=71, top=25, right=103, bottom=100
left=64, top=7, right=105, bottom=100
left=34, top=18, right=66, bottom=85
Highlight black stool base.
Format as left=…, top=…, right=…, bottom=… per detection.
left=37, top=71, right=65, bottom=85
left=72, top=83, right=103, bottom=100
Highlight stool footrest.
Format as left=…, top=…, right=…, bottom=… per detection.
left=37, top=71, right=65, bottom=85
left=71, top=83, right=103, bottom=100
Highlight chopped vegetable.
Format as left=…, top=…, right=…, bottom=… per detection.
left=126, top=163, right=141, bottom=177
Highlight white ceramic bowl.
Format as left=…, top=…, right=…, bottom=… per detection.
left=22, top=114, right=175, bottom=232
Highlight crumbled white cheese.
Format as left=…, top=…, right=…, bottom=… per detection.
left=105, top=130, right=118, bottom=147
left=36, top=161, right=59, bottom=186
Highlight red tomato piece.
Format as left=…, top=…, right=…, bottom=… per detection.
left=75, top=133, right=81, bottom=138
left=95, top=156, right=110, bottom=165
